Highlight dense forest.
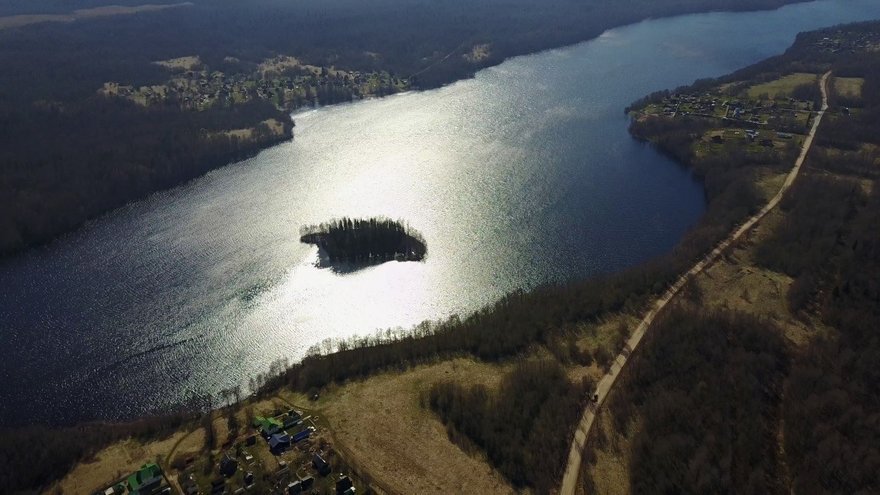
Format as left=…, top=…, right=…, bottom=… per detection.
left=598, top=308, right=788, bottom=494
left=300, top=217, right=426, bottom=263
left=0, top=0, right=809, bottom=256
left=427, top=360, right=587, bottom=492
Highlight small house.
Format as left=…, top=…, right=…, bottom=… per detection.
left=126, top=463, right=163, bottom=495
left=336, top=476, right=354, bottom=495
left=313, top=454, right=331, bottom=476
left=269, top=433, right=292, bottom=453
left=219, top=454, right=238, bottom=477
left=301, top=476, right=315, bottom=490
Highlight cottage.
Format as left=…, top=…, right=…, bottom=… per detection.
left=269, top=433, right=292, bottom=452
left=336, top=476, right=354, bottom=495
left=254, top=416, right=284, bottom=436
left=313, top=454, right=331, bottom=476
left=219, top=455, right=238, bottom=477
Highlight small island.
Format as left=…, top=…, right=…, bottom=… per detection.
left=300, top=217, right=427, bottom=263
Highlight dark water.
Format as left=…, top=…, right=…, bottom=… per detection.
left=2, top=0, right=879, bottom=425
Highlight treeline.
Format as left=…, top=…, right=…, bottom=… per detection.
left=0, top=0, right=811, bottom=256
left=300, top=217, right=427, bottom=262
left=0, top=97, right=291, bottom=255
left=427, top=359, right=587, bottom=492
left=265, top=256, right=679, bottom=396
left=594, top=308, right=788, bottom=494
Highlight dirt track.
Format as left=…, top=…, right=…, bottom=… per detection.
left=559, top=71, right=831, bottom=495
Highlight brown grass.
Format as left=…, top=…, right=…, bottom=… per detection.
left=315, top=358, right=515, bottom=494
left=48, top=429, right=194, bottom=495
left=581, top=411, right=635, bottom=495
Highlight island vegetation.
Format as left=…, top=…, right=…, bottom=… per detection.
left=300, top=217, right=426, bottom=263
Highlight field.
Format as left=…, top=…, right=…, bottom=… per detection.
left=747, top=73, right=818, bottom=98
left=833, top=76, right=865, bottom=98
left=316, top=358, right=515, bottom=494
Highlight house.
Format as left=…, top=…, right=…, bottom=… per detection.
left=300, top=476, right=315, bottom=490
left=254, top=416, right=284, bottom=436
left=219, top=454, right=238, bottom=477
left=269, top=433, right=291, bottom=453
left=336, top=476, right=354, bottom=495
left=313, top=454, right=331, bottom=476
left=126, top=463, right=163, bottom=495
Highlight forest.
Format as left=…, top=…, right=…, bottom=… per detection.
left=0, top=0, right=809, bottom=256
left=754, top=53, right=880, bottom=490
left=598, top=308, right=789, bottom=494
left=300, top=217, right=426, bottom=262
left=427, top=360, right=587, bottom=492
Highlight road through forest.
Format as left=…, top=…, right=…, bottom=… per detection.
left=559, top=70, right=831, bottom=495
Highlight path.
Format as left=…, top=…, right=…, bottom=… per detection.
left=559, top=71, right=831, bottom=495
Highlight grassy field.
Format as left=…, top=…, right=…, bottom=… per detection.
left=747, top=73, right=818, bottom=99
left=315, top=358, right=515, bottom=494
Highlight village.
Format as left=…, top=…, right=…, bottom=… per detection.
left=101, top=55, right=410, bottom=112
left=632, top=72, right=831, bottom=154
left=89, top=401, right=363, bottom=495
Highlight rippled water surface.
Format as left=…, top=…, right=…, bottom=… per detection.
left=2, top=0, right=880, bottom=424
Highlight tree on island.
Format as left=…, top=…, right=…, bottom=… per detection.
left=300, top=217, right=426, bottom=263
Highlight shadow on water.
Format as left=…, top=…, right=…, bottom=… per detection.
left=312, top=245, right=426, bottom=274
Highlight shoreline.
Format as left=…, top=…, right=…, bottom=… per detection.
left=0, top=0, right=813, bottom=261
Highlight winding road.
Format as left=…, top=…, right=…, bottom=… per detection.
left=559, top=71, right=831, bottom=495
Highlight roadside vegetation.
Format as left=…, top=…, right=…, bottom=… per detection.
left=601, top=308, right=788, bottom=494
left=427, top=360, right=587, bottom=492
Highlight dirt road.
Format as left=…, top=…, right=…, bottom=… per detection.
left=559, top=71, right=831, bottom=495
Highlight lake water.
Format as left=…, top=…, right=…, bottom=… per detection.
left=2, top=0, right=879, bottom=425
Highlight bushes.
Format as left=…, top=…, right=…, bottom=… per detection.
left=427, top=360, right=586, bottom=492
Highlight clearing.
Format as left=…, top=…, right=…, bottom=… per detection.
left=833, top=76, right=865, bottom=98
left=315, top=358, right=515, bottom=495
left=747, top=73, right=817, bottom=99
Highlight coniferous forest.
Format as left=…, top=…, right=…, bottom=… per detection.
left=300, top=217, right=426, bottom=262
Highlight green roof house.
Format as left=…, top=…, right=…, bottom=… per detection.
left=256, top=416, right=284, bottom=435
left=126, top=462, right=163, bottom=495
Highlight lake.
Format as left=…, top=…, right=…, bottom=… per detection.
left=2, top=0, right=879, bottom=425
